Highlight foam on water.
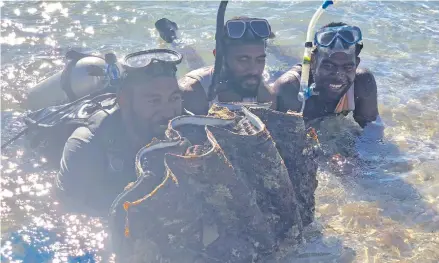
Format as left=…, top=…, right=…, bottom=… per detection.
left=1, top=1, right=438, bottom=262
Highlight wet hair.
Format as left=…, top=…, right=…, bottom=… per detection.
left=313, top=22, right=363, bottom=57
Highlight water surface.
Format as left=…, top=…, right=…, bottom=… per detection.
left=1, top=1, right=438, bottom=262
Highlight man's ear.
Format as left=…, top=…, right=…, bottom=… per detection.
left=212, top=49, right=216, bottom=57
left=356, top=56, right=361, bottom=67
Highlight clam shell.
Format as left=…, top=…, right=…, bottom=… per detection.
left=110, top=104, right=318, bottom=263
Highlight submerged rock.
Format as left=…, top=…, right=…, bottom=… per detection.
left=109, top=105, right=319, bottom=263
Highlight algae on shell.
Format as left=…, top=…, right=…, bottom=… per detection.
left=110, top=105, right=319, bottom=263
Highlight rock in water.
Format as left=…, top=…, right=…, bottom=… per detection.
left=110, top=105, right=319, bottom=263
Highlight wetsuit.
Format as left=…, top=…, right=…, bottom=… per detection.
left=55, top=109, right=138, bottom=217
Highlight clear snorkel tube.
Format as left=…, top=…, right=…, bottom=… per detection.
left=298, top=0, right=337, bottom=113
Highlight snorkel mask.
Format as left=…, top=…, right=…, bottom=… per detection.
left=224, top=18, right=272, bottom=41
left=222, top=17, right=274, bottom=50
left=123, top=49, right=182, bottom=77
left=116, top=49, right=183, bottom=88
left=314, top=25, right=362, bottom=56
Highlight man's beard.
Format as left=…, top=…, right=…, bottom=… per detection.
left=130, top=111, right=154, bottom=143
left=129, top=108, right=167, bottom=144
left=227, top=74, right=261, bottom=98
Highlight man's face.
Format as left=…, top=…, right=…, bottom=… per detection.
left=225, top=43, right=266, bottom=94
left=312, top=51, right=358, bottom=100
left=124, top=76, right=182, bottom=138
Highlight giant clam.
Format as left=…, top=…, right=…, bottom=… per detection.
left=109, top=104, right=319, bottom=263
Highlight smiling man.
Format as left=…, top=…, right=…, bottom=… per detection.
left=179, top=17, right=274, bottom=115
left=272, top=22, right=379, bottom=128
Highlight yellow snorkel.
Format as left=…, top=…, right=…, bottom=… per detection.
left=298, top=0, right=337, bottom=113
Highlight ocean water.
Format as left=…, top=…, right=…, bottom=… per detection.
left=1, top=1, right=438, bottom=262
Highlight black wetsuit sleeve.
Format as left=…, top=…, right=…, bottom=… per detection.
left=56, top=126, right=110, bottom=217
left=354, top=69, right=379, bottom=128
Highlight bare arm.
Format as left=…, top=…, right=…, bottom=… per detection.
left=270, top=70, right=302, bottom=113
left=258, top=83, right=276, bottom=106
left=177, top=45, right=205, bottom=71
left=354, top=68, right=379, bottom=128
left=178, top=76, right=210, bottom=115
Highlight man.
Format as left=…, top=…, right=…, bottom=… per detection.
left=271, top=22, right=379, bottom=128
left=179, top=17, right=275, bottom=115
left=55, top=50, right=183, bottom=217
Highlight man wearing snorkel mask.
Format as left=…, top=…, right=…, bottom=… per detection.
left=272, top=22, right=379, bottom=128
left=55, top=50, right=183, bottom=217
left=179, top=17, right=275, bottom=115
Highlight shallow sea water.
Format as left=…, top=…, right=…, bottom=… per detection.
left=1, top=1, right=438, bottom=262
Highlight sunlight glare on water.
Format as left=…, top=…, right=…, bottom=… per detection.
left=1, top=1, right=438, bottom=262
